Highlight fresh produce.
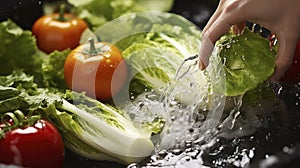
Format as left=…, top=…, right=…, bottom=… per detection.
left=114, top=13, right=203, bottom=97
left=0, top=112, right=64, bottom=168
left=32, top=4, right=88, bottom=54
left=0, top=16, right=155, bottom=167
left=0, top=71, right=156, bottom=165
left=0, top=19, right=71, bottom=90
left=0, top=11, right=279, bottom=167
left=0, top=19, right=42, bottom=76
left=64, top=39, right=128, bottom=101
left=67, top=0, right=174, bottom=30
left=214, top=27, right=277, bottom=96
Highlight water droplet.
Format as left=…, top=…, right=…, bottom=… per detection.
left=127, top=163, right=139, bottom=168
left=282, top=146, right=294, bottom=154
left=171, top=115, right=176, bottom=121
left=185, top=140, right=193, bottom=148
left=188, top=128, right=194, bottom=133
left=158, top=149, right=168, bottom=158
left=189, top=82, right=196, bottom=88
left=241, top=55, right=246, bottom=61
left=172, top=149, right=182, bottom=155
left=251, top=24, right=257, bottom=32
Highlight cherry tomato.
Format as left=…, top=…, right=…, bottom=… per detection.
left=0, top=119, right=64, bottom=168
left=64, top=39, right=128, bottom=101
left=32, top=5, right=87, bottom=54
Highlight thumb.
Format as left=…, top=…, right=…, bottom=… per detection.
left=269, top=33, right=298, bottom=82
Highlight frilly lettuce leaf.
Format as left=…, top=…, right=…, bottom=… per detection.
left=41, top=49, right=71, bottom=89
left=0, top=19, right=70, bottom=89
left=0, top=19, right=42, bottom=75
left=68, top=0, right=174, bottom=30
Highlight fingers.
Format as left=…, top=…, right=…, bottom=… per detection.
left=200, top=14, right=240, bottom=69
left=199, top=0, right=247, bottom=69
left=199, top=1, right=224, bottom=70
left=199, top=35, right=214, bottom=70
left=202, top=1, right=223, bottom=34
left=269, top=33, right=298, bottom=82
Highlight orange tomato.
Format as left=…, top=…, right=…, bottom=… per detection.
left=64, top=40, right=128, bottom=101
left=32, top=9, right=87, bottom=54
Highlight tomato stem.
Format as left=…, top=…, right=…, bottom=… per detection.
left=0, top=112, right=19, bottom=138
left=0, top=110, right=41, bottom=139
left=58, top=4, right=66, bottom=22
left=88, top=38, right=98, bottom=55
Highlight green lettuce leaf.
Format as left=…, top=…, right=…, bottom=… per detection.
left=215, top=28, right=276, bottom=96
left=0, top=19, right=70, bottom=89
left=0, top=19, right=42, bottom=75
left=41, top=49, right=71, bottom=90
left=67, top=0, right=174, bottom=30
left=113, top=13, right=202, bottom=96
left=0, top=71, right=157, bottom=165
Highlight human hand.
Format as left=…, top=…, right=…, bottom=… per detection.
left=199, top=0, right=300, bottom=81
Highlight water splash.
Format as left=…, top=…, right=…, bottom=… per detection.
left=123, top=53, right=280, bottom=167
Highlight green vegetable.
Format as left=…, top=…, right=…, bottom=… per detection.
left=214, top=28, right=276, bottom=96
left=0, top=19, right=160, bottom=164
left=67, top=0, right=174, bottom=30
left=113, top=13, right=202, bottom=96
left=0, top=86, right=19, bottom=100
left=41, top=49, right=71, bottom=90
left=0, top=19, right=70, bottom=89
left=0, top=19, right=42, bottom=76
left=0, top=71, right=156, bottom=164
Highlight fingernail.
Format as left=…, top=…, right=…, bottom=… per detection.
left=199, top=59, right=206, bottom=70
left=199, top=35, right=213, bottom=71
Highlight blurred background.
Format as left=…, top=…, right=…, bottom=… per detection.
left=0, top=0, right=218, bottom=30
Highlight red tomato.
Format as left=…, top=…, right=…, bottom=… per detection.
left=280, top=39, right=300, bottom=82
left=32, top=8, right=87, bottom=54
left=64, top=40, right=128, bottom=101
left=0, top=120, right=64, bottom=168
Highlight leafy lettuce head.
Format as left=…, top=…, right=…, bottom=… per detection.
left=214, top=27, right=276, bottom=96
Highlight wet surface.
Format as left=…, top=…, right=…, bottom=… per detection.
left=47, top=1, right=300, bottom=168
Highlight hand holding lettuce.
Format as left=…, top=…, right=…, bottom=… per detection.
left=115, top=13, right=276, bottom=99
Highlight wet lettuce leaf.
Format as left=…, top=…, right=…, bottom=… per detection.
left=215, top=28, right=276, bottom=96
left=115, top=13, right=202, bottom=96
